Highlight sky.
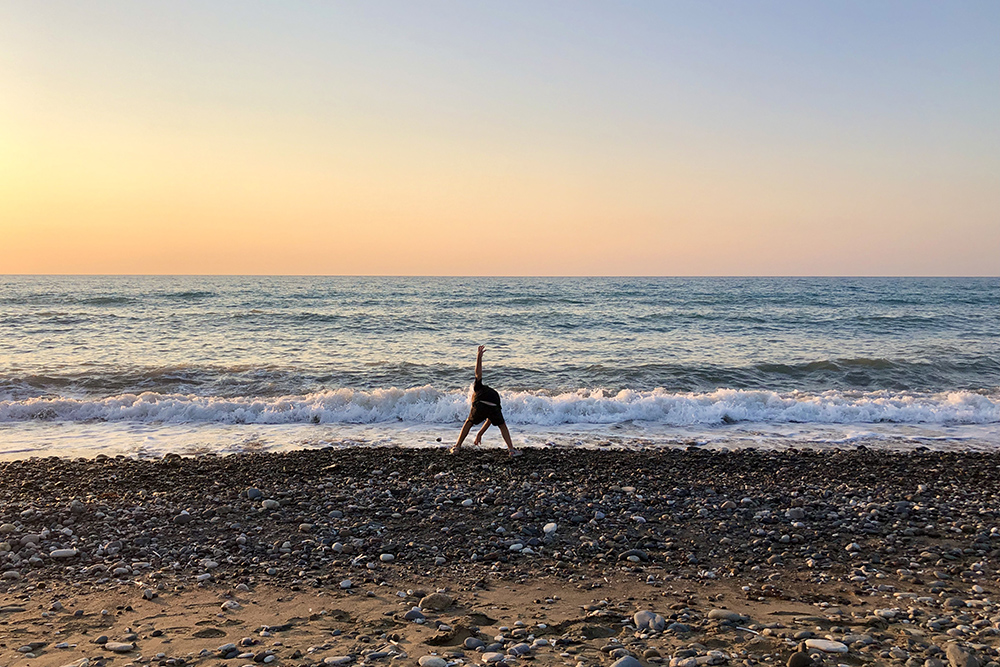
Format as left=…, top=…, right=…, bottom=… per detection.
left=1, top=1, right=998, bottom=276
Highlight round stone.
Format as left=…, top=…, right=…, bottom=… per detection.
left=49, top=549, right=78, bottom=558
left=610, top=657, right=643, bottom=667
left=804, top=639, right=848, bottom=653
left=419, top=593, right=453, bottom=611
left=787, top=651, right=812, bottom=667
left=707, top=609, right=747, bottom=622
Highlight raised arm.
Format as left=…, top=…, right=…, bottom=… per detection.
left=475, top=345, right=484, bottom=380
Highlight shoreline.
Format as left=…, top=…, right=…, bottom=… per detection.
left=1, top=448, right=999, bottom=666
left=2, top=420, right=998, bottom=463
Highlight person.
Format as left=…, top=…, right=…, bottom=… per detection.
left=451, top=345, right=520, bottom=457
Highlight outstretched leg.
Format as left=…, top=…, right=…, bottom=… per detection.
left=474, top=419, right=491, bottom=446
left=498, top=423, right=520, bottom=457
left=451, top=418, right=475, bottom=454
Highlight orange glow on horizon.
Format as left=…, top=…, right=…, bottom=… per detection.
left=2, top=3, right=998, bottom=276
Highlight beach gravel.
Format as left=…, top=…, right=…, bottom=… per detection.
left=1, top=448, right=999, bottom=667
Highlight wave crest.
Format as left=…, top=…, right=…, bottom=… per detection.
left=0, top=387, right=996, bottom=426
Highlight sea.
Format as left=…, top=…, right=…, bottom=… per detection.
left=0, top=276, right=997, bottom=459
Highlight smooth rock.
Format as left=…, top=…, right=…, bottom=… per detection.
left=262, top=499, right=280, bottom=510
left=420, top=593, right=454, bottom=611
left=324, top=657, right=354, bottom=666
left=634, top=610, right=666, bottom=632
left=104, top=642, right=135, bottom=653
left=543, top=522, right=558, bottom=534
left=707, top=609, right=747, bottom=622
left=611, top=657, right=644, bottom=667
left=805, top=639, right=848, bottom=653
left=419, top=657, right=448, bottom=667
left=946, top=644, right=979, bottom=667
left=510, top=643, right=531, bottom=655
left=59, top=659, right=90, bottom=667
left=787, top=653, right=811, bottom=667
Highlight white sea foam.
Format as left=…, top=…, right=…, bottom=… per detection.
left=1, top=386, right=997, bottom=426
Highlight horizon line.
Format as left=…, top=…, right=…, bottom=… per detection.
left=0, top=273, right=997, bottom=279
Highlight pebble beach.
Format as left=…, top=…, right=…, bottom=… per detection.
left=1, top=447, right=999, bottom=667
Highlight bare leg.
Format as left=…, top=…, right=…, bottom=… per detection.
left=498, top=423, right=520, bottom=456
left=451, top=419, right=475, bottom=454
left=474, top=419, right=491, bottom=446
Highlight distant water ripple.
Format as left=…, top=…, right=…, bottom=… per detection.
left=0, top=276, right=997, bottom=457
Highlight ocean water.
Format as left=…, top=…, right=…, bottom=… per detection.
left=0, top=276, right=997, bottom=459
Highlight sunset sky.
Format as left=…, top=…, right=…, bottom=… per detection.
left=2, top=1, right=998, bottom=276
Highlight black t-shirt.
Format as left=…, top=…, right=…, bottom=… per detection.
left=473, top=378, right=501, bottom=407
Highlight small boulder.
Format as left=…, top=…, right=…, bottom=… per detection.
left=633, top=610, right=666, bottom=632
left=804, top=639, right=848, bottom=653
left=611, top=657, right=643, bottom=667
left=707, top=609, right=747, bottom=623
left=787, top=652, right=812, bottom=667
left=420, top=592, right=454, bottom=611
left=104, top=642, right=135, bottom=653
left=946, top=644, right=979, bottom=667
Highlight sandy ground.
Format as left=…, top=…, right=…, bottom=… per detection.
left=2, top=448, right=999, bottom=667
left=2, top=562, right=996, bottom=667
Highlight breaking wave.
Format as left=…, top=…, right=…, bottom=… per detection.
left=1, top=386, right=996, bottom=426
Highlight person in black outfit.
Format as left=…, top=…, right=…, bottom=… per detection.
left=451, top=345, right=520, bottom=456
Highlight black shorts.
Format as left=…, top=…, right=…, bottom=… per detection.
left=468, top=402, right=505, bottom=427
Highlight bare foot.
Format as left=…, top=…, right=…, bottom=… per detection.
left=450, top=445, right=462, bottom=455
left=509, top=449, right=522, bottom=458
